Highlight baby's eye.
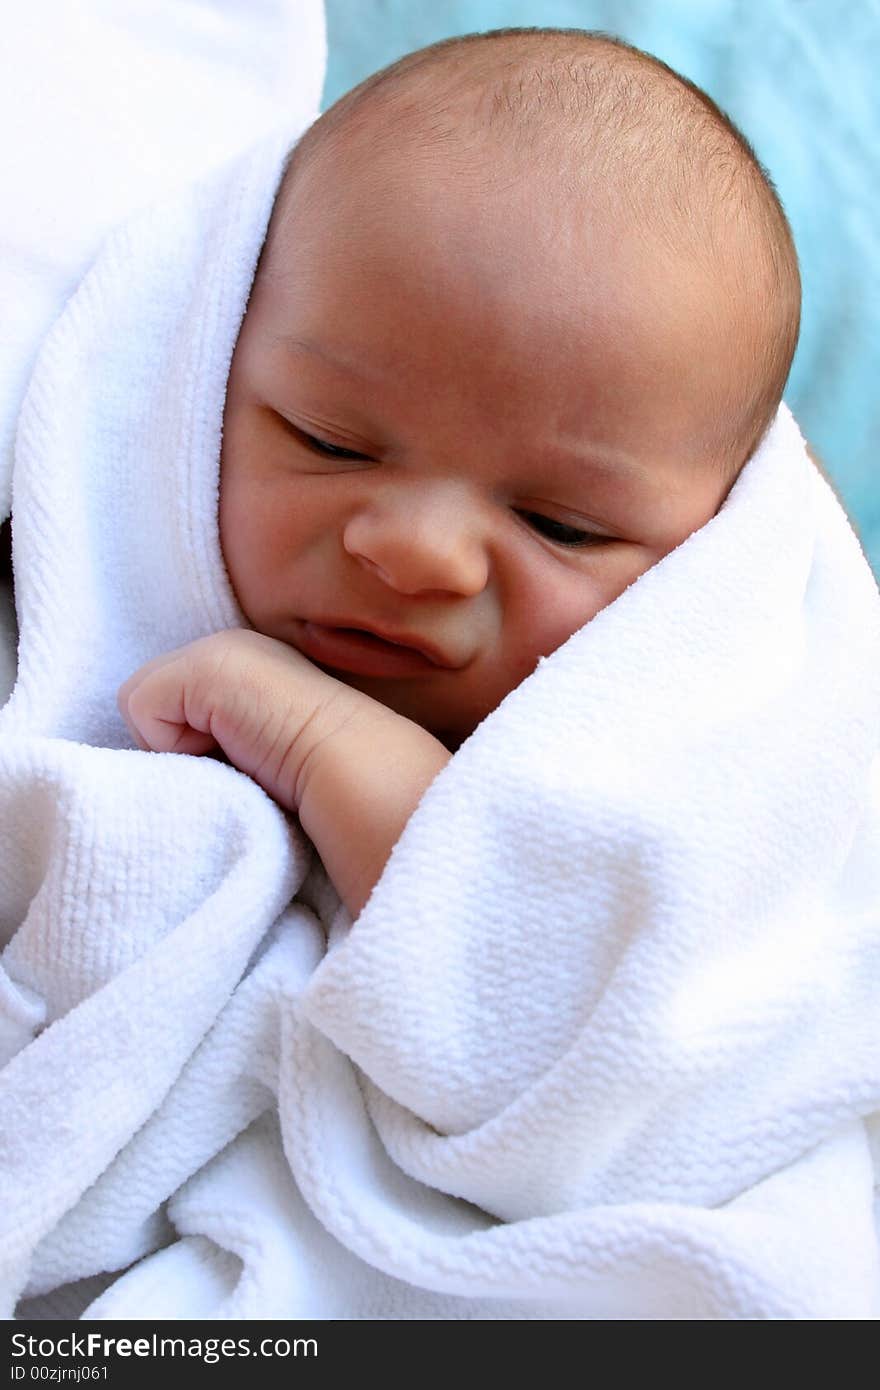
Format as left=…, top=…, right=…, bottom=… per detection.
left=516, top=510, right=606, bottom=548
left=297, top=428, right=371, bottom=462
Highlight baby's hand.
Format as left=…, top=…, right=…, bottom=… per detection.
left=117, top=628, right=367, bottom=811
left=118, top=629, right=450, bottom=915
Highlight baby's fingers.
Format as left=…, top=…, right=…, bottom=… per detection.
left=117, top=658, right=218, bottom=757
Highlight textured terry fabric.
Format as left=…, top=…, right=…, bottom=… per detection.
left=0, top=1, right=327, bottom=526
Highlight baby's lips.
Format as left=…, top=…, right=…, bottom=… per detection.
left=295, top=621, right=443, bottom=679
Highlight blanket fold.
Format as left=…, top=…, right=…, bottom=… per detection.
left=1, top=127, right=879, bottom=1320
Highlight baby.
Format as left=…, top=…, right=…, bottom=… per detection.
left=118, top=27, right=801, bottom=918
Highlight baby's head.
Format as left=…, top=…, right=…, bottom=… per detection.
left=219, top=29, right=800, bottom=746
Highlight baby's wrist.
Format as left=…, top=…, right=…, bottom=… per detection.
left=295, top=710, right=451, bottom=917
left=215, top=639, right=371, bottom=814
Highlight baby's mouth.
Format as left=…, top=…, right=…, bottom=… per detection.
left=294, top=620, right=451, bottom=680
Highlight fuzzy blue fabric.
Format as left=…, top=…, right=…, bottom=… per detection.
left=324, top=0, right=880, bottom=574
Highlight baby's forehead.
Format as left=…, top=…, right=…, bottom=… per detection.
left=269, top=33, right=798, bottom=469
left=279, top=42, right=765, bottom=324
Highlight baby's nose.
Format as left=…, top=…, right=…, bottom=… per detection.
left=342, top=482, right=489, bottom=598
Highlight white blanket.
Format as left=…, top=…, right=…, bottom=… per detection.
left=2, top=128, right=880, bottom=1322
left=0, top=0, right=326, bottom=522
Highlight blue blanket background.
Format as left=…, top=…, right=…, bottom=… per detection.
left=324, top=0, right=879, bottom=576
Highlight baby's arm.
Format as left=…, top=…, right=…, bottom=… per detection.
left=118, top=629, right=450, bottom=916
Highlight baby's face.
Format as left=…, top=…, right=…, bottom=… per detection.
left=220, top=148, right=734, bottom=745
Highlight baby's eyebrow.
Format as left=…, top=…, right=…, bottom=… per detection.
left=542, top=445, right=651, bottom=490
left=274, top=334, right=394, bottom=387
left=521, top=434, right=658, bottom=503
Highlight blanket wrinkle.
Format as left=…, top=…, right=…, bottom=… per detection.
left=24, top=904, right=323, bottom=1299
left=1, top=125, right=879, bottom=1320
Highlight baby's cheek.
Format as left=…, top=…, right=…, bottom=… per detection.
left=515, top=572, right=602, bottom=658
